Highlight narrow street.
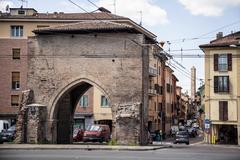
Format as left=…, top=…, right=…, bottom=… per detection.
left=0, top=145, right=239, bottom=160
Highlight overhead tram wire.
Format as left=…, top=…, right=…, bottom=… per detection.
left=166, top=20, right=240, bottom=44
left=68, top=0, right=96, bottom=19
left=166, top=60, right=239, bottom=97
left=86, top=0, right=99, bottom=9
left=197, top=20, right=240, bottom=38
left=167, top=57, right=204, bottom=82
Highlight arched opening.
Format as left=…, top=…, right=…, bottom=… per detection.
left=52, top=80, right=110, bottom=144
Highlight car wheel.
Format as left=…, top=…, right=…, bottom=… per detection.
left=186, top=142, right=189, bottom=145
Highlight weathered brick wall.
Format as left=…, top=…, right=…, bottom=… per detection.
left=27, top=32, right=149, bottom=144
left=26, top=104, right=47, bottom=144
left=15, top=89, right=34, bottom=144
left=113, top=103, right=141, bottom=145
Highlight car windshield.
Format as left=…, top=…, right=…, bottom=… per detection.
left=73, top=129, right=79, bottom=135
left=86, top=125, right=101, bottom=131
left=7, top=126, right=15, bottom=132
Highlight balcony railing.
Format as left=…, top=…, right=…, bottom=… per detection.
left=148, top=88, right=157, bottom=96
left=149, top=67, right=158, bottom=77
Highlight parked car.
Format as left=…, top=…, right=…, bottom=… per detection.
left=174, top=131, right=189, bottom=145
left=1, top=125, right=16, bottom=143
left=187, top=127, right=197, bottom=137
left=73, top=128, right=84, bottom=142
left=83, top=125, right=110, bottom=143
left=171, top=126, right=179, bottom=137
left=179, top=125, right=186, bottom=131
left=0, top=132, right=4, bottom=144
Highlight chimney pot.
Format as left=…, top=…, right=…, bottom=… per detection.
left=216, top=32, right=223, bottom=39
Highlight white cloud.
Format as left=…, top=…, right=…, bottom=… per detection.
left=179, top=0, right=240, bottom=16
left=97, top=0, right=168, bottom=27
left=0, top=0, right=14, bottom=12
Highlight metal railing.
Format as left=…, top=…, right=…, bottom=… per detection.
left=149, top=67, right=158, bottom=77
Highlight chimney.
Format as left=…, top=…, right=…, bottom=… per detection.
left=159, top=41, right=165, bottom=47
left=216, top=32, right=223, bottom=39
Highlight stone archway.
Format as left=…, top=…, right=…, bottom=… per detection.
left=26, top=31, right=150, bottom=145
left=49, top=79, right=110, bottom=144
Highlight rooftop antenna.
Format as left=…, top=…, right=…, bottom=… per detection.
left=5, top=5, right=10, bottom=12
left=167, top=41, right=171, bottom=54
left=139, top=10, right=142, bottom=26
left=18, top=0, right=28, bottom=8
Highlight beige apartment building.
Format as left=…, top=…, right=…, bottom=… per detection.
left=200, top=31, right=240, bottom=145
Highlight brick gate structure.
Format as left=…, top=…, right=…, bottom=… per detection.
left=16, top=21, right=157, bottom=145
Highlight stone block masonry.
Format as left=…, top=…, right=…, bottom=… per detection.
left=26, top=32, right=149, bottom=145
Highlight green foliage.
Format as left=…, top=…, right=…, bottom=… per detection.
left=198, top=108, right=204, bottom=114
left=107, top=139, right=118, bottom=145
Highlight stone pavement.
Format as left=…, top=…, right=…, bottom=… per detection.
left=0, top=144, right=168, bottom=151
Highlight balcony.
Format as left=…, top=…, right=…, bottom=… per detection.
left=148, top=88, right=157, bottom=96
left=149, top=67, right=158, bottom=77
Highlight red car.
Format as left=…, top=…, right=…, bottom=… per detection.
left=73, top=128, right=84, bottom=142
left=83, top=125, right=110, bottom=143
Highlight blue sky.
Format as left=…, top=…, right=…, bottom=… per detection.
left=1, top=0, right=240, bottom=93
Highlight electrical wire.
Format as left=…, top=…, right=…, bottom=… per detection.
left=166, top=20, right=240, bottom=44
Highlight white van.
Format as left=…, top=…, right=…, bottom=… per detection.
left=0, top=120, right=10, bottom=132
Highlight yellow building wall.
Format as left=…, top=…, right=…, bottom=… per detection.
left=93, top=87, right=112, bottom=121
left=204, top=49, right=210, bottom=119
left=206, top=49, right=238, bottom=123
left=210, top=100, right=237, bottom=121
left=0, top=21, right=68, bottom=38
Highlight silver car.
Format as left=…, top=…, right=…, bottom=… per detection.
left=174, top=131, right=190, bottom=145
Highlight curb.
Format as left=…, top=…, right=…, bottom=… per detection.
left=0, top=144, right=169, bottom=151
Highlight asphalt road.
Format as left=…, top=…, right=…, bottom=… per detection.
left=0, top=145, right=239, bottom=160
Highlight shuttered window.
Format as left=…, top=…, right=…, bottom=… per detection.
left=12, top=72, right=20, bottom=90
left=219, top=101, right=228, bottom=121
left=214, top=54, right=218, bottom=71
left=166, top=83, right=171, bottom=93
left=214, top=76, right=229, bottom=93
left=101, top=95, right=109, bottom=107
left=214, top=54, right=232, bottom=71
left=11, top=95, right=19, bottom=106
left=218, top=54, right=228, bottom=71
left=227, top=54, right=232, bottom=71
left=12, top=48, right=20, bottom=59
left=79, top=95, right=88, bottom=107
left=11, top=26, right=23, bottom=37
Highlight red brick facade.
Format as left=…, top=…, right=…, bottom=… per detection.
left=0, top=39, right=28, bottom=118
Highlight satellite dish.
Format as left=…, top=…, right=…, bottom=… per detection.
left=6, top=5, right=10, bottom=12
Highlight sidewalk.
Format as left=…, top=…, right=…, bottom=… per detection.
left=0, top=144, right=168, bottom=151
left=195, top=143, right=240, bottom=149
